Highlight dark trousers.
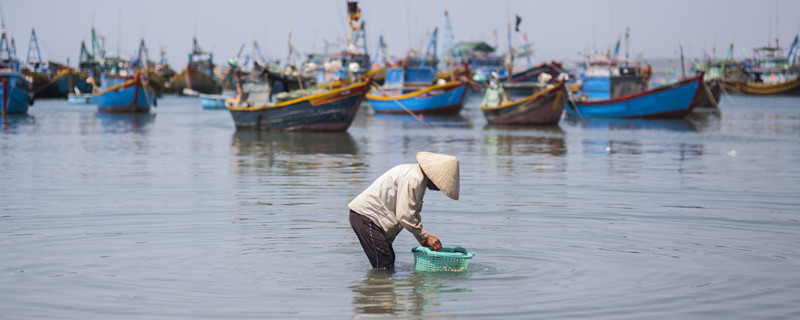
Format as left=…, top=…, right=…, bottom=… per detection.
left=349, top=210, right=395, bottom=269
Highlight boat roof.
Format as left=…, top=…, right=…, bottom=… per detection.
left=457, top=42, right=495, bottom=55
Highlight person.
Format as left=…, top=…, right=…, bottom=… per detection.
left=348, top=151, right=460, bottom=269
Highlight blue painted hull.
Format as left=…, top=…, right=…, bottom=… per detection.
left=200, top=94, right=232, bottom=109
left=367, top=83, right=467, bottom=115
left=566, top=74, right=703, bottom=119
left=1, top=72, right=33, bottom=114
left=53, top=70, right=93, bottom=97
left=95, top=74, right=156, bottom=113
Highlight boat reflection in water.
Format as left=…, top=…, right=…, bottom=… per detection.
left=95, top=112, right=156, bottom=134
left=350, top=269, right=469, bottom=317
left=564, top=117, right=698, bottom=132
left=231, top=130, right=359, bottom=157
left=2, top=114, right=35, bottom=134
left=367, top=112, right=472, bottom=130
left=481, top=125, right=568, bottom=176
left=483, top=125, right=566, bottom=157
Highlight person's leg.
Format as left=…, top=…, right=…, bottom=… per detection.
left=349, top=210, right=395, bottom=269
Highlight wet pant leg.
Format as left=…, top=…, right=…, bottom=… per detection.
left=349, top=210, right=395, bottom=269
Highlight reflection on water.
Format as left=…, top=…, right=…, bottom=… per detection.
left=483, top=125, right=566, bottom=156
left=368, top=112, right=472, bottom=129
left=230, top=130, right=358, bottom=157
left=686, top=108, right=722, bottom=132
left=96, top=112, right=156, bottom=133
left=565, top=117, right=698, bottom=132
left=230, top=130, right=361, bottom=182
left=1, top=114, right=36, bottom=133
left=350, top=269, right=470, bottom=317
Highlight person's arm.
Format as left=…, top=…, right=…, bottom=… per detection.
left=396, top=178, right=431, bottom=246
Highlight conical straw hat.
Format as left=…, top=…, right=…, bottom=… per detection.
left=416, top=151, right=460, bottom=200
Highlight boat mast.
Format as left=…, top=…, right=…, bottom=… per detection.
left=25, top=29, right=44, bottom=72
left=625, top=27, right=630, bottom=67
left=419, top=27, right=438, bottom=68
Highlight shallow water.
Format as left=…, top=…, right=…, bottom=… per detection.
left=1, top=93, right=799, bottom=319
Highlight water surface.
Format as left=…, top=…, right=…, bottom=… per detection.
left=1, top=94, right=799, bottom=319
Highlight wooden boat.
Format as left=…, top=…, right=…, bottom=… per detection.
left=480, top=81, right=567, bottom=125
left=51, top=68, right=93, bottom=97
left=1, top=72, right=34, bottom=114
left=690, top=79, right=722, bottom=108
left=226, top=79, right=371, bottom=131
left=503, top=61, right=564, bottom=83
left=721, top=37, right=800, bottom=95
left=171, top=38, right=222, bottom=95
left=458, top=41, right=506, bottom=83
left=367, top=27, right=468, bottom=115
left=721, top=77, right=800, bottom=95
left=0, top=31, right=33, bottom=114
left=154, top=49, right=176, bottom=94
left=566, top=73, right=703, bottom=119
left=368, top=80, right=468, bottom=115
left=199, top=93, right=233, bottom=109
left=94, top=71, right=157, bottom=113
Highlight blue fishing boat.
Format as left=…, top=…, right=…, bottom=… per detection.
left=1, top=30, right=33, bottom=114
left=200, top=93, right=233, bottom=109
left=94, top=72, right=156, bottom=113
left=566, top=73, right=703, bottom=119
left=367, top=27, right=468, bottom=115
left=368, top=79, right=468, bottom=115
left=1, top=72, right=33, bottom=114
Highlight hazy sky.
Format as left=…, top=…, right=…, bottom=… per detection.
left=4, top=0, right=800, bottom=68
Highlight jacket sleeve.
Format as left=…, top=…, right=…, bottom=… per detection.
left=396, top=178, right=430, bottom=245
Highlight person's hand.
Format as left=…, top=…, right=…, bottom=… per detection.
left=425, top=235, right=442, bottom=251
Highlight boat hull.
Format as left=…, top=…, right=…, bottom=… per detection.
left=367, top=82, right=467, bottom=115
left=200, top=94, right=231, bottom=109
left=22, top=69, right=61, bottom=99
left=227, top=81, right=370, bottom=131
left=481, top=82, right=566, bottom=125
left=171, top=68, right=221, bottom=95
left=721, top=77, right=800, bottom=96
left=566, top=74, right=702, bottom=119
left=690, top=79, right=721, bottom=108
left=1, top=73, right=34, bottom=114
left=95, top=75, right=156, bottom=113
left=53, top=69, right=93, bottom=97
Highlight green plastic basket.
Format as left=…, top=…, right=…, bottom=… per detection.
left=412, top=246, right=476, bottom=272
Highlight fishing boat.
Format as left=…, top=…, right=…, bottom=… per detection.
left=171, top=37, right=222, bottom=95
left=154, top=48, right=176, bottom=94
left=199, top=93, right=232, bottom=109
left=225, top=79, right=371, bottom=131
left=94, top=71, right=156, bottom=113
left=458, top=41, right=505, bottom=83
left=690, top=43, right=735, bottom=108
left=367, top=27, right=468, bottom=115
left=567, top=73, right=703, bottom=119
left=19, top=29, right=91, bottom=99
left=721, top=36, right=800, bottom=95
left=480, top=80, right=567, bottom=125
left=1, top=72, right=33, bottom=114
left=306, top=1, right=377, bottom=88
left=0, top=30, right=33, bottom=114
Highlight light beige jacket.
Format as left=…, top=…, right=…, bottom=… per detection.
left=348, top=164, right=430, bottom=244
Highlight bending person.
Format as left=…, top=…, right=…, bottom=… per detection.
left=348, top=151, right=460, bottom=270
